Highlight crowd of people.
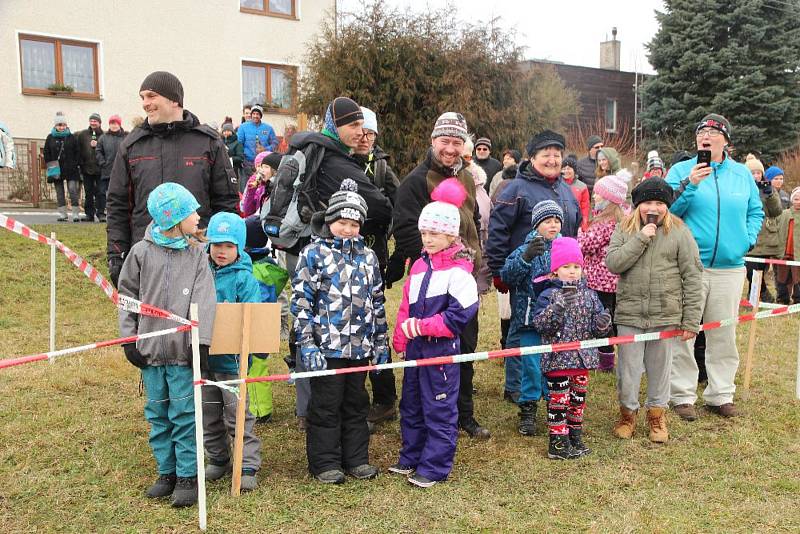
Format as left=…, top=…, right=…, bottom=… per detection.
left=33, top=69, right=795, bottom=507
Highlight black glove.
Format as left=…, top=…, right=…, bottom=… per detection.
left=123, top=343, right=147, bottom=369
left=522, top=236, right=546, bottom=262
left=385, top=253, right=407, bottom=289
left=108, top=254, right=124, bottom=288
left=756, top=180, right=772, bottom=196
left=200, top=345, right=210, bottom=372
left=561, top=287, right=580, bottom=306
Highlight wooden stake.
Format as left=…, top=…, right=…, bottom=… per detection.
left=231, top=303, right=252, bottom=496
left=743, top=270, right=763, bottom=394
left=49, top=232, right=56, bottom=353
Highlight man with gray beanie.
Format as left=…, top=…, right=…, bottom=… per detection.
left=576, top=134, right=604, bottom=193
left=387, top=111, right=490, bottom=440
left=106, top=70, right=239, bottom=286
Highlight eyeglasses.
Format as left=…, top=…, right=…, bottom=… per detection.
left=475, top=146, right=490, bottom=152
left=696, top=128, right=722, bottom=138
left=361, top=131, right=376, bottom=141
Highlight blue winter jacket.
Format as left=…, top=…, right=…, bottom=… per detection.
left=209, top=251, right=262, bottom=374
left=667, top=156, right=764, bottom=269
left=485, top=160, right=581, bottom=274
left=500, top=230, right=559, bottom=342
left=237, top=120, right=278, bottom=162
left=291, top=235, right=389, bottom=363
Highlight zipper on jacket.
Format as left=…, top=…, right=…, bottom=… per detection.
left=160, top=248, right=172, bottom=364
left=709, top=171, right=720, bottom=268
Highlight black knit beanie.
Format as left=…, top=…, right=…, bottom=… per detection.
left=330, top=97, right=364, bottom=127
left=631, top=178, right=675, bottom=208
left=325, top=179, right=368, bottom=224
left=140, top=71, right=184, bottom=107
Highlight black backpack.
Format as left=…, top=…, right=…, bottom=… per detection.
left=260, top=143, right=326, bottom=253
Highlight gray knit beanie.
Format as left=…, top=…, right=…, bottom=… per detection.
left=325, top=179, right=368, bottom=224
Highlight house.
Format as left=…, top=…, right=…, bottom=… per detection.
left=0, top=0, right=335, bottom=139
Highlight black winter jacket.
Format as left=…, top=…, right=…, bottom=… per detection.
left=95, top=129, right=126, bottom=179
left=106, top=110, right=239, bottom=258
left=76, top=127, right=103, bottom=175
left=43, top=133, right=81, bottom=181
left=289, top=131, right=393, bottom=238
left=476, top=156, right=503, bottom=193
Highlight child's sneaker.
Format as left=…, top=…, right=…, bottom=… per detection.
left=408, top=473, right=437, bottom=488
left=240, top=469, right=258, bottom=492
left=548, top=434, right=579, bottom=460
left=347, top=464, right=378, bottom=480
left=205, top=461, right=231, bottom=481
left=315, top=469, right=346, bottom=484
left=171, top=476, right=198, bottom=507
left=388, top=463, right=414, bottom=475
left=145, top=473, right=176, bottom=498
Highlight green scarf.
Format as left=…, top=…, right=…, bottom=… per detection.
left=322, top=128, right=351, bottom=153
left=51, top=127, right=71, bottom=138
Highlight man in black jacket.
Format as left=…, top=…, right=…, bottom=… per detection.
left=106, top=71, right=239, bottom=286
left=386, top=112, right=491, bottom=440
left=77, top=113, right=104, bottom=222
left=474, top=137, right=502, bottom=194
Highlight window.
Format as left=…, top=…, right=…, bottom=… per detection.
left=240, top=0, right=296, bottom=18
left=605, top=98, right=617, bottom=133
left=19, top=34, right=99, bottom=98
left=242, top=62, right=297, bottom=112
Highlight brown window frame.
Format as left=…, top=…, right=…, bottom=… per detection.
left=239, top=0, right=297, bottom=19
left=242, top=61, right=298, bottom=114
left=19, top=34, right=100, bottom=99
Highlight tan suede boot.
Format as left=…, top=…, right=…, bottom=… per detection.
left=612, top=406, right=637, bottom=439
left=647, top=407, right=669, bottom=443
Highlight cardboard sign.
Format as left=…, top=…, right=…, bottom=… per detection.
left=209, top=303, right=281, bottom=354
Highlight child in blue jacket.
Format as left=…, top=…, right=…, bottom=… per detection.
left=500, top=200, right=563, bottom=436
left=201, top=212, right=263, bottom=491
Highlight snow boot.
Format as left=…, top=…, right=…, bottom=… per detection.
left=517, top=401, right=537, bottom=436
left=569, top=427, right=591, bottom=457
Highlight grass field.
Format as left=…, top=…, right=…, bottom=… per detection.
left=1, top=224, right=799, bottom=533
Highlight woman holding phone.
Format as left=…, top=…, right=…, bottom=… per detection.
left=665, top=114, right=764, bottom=420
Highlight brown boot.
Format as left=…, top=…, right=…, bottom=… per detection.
left=647, top=407, right=669, bottom=443
left=612, top=406, right=637, bottom=439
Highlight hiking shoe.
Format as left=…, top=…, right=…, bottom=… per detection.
left=255, top=413, right=272, bottom=425
left=145, top=473, right=176, bottom=498
left=388, top=463, right=415, bottom=475
left=517, top=401, right=537, bottom=436
left=367, top=403, right=397, bottom=424
left=240, top=470, right=258, bottom=492
left=548, top=434, right=579, bottom=460
left=205, top=461, right=231, bottom=481
left=673, top=403, right=697, bottom=421
left=612, top=406, right=638, bottom=439
left=346, top=464, right=379, bottom=480
left=706, top=403, right=738, bottom=418
left=315, top=469, right=346, bottom=484
left=171, top=476, right=198, bottom=508
left=459, top=417, right=491, bottom=440
left=408, top=473, right=437, bottom=488
left=503, top=390, right=520, bottom=404
left=569, top=428, right=592, bottom=457
left=646, top=407, right=669, bottom=443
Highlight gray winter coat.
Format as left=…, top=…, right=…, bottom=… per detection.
left=118, top=223, right=216, bottom=366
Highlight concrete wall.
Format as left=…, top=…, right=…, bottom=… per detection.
left=0, top=0, right=334, bottom=138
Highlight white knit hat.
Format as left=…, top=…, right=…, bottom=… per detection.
left=418, top=178, right=467, bottom=237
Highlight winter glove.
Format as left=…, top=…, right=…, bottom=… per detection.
left=560, top=287, right=580, bottom=307
left=400, top=318, right=423, bottom=339
left=302, top=347, right=327, bottom=372
left=123, top=343, right=147, bottom=369
left=756, top=180, right=773, bottom=196
left=108, top=254, right=124, bottom=288
left=522, top=236, right=546, bottom=262
left=372, top=346, right=390, bottom=372
left=595, top=310, right=612, bottom=333
left=385, top=253, right=407, bottom=289
left=493, top=276, right=510, bottom=294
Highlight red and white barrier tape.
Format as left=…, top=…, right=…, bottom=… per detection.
left=744, top=256, right=800, bottom=267
left=0, top=214, right=193, bottom=326
left=0, top=324, right=192, bottom=370
left=199, top=302, right=800, bottom=387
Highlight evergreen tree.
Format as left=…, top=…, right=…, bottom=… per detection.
left=641, top=0, right=800, bottom=159
left=299, top=1, right=578, bottom=174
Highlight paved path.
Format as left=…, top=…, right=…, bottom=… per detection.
left=0, top=208, right=103, bottom=226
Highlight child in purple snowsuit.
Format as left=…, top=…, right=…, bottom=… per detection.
left=390, top=178, right=479, bottom=488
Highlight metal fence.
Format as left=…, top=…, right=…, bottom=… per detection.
left=0, top=138, right=56, bottom=207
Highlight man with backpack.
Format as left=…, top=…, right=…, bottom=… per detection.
left=352, top=106, right=401, bottom=431
left=262, top=96, right=393, bottom=431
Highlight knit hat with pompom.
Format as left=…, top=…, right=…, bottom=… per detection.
left=325, top=178, right=368, bottom=224
left=744, top=153, right=764, bottom=174
left=418, top=178, right=467, bottom=237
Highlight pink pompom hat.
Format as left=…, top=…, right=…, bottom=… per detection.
left=418, top=178, right=467, bottom=236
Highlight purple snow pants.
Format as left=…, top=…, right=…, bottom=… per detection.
left=398, top=362, right=460, bottom=481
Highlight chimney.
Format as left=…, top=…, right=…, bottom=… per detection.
left=599, top=27, right=621, bottom=70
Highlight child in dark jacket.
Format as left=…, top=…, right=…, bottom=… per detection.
left=201, top=212, right=263, bottom=490
left=532, top=237, right=612, bottom=460
left=500, top=200, right=563, bottom=436
left=390, top=178, right=479, bottom=488
left=117, top=183, right=217, bottom=507
left=291, top=179, right=389, bottom=484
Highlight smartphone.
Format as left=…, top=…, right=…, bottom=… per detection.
left=697, top=150, right=711, bottom=166
left=646, top=213, right=658, bottom=225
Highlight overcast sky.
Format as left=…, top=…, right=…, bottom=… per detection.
left=338, top=0, right=665, bottom=74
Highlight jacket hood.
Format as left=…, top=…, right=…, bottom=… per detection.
left=502, top=164, right=518, bottom=180
left=423, top=241, right=474, bottom=272
left=598, top=147, right=622, bottom=172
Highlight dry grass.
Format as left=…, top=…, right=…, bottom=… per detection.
left=1, top=225, right=800, bottom=533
